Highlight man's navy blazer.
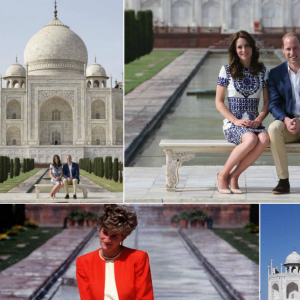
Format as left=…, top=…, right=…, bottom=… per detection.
left=269, top=61, right=295, bottom=122
left=63, top=163, right=80, bottom=184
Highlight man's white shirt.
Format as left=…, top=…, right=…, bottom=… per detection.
left=287, top=63, right=300, bottom=117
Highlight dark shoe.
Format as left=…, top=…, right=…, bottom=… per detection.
left=65, top=195, right=69, bottom=199
left=272, top=179, right=290, bottom=194
left=73, top=195, right=77, bottom=199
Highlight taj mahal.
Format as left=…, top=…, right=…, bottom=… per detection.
left=268, top=250, right=300, bottom=300
left=125, top=0, right=300, bottom=32
left=0, top=3, right=123, bottom=163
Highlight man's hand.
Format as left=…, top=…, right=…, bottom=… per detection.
left=284, top=117, right=300, bottom=134
left=67, top=177, right=72, bottom=182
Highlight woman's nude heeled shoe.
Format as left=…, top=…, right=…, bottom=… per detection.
left=228, top=175, right=242, bottom=194
left=216, top=174, right=231, bottom=194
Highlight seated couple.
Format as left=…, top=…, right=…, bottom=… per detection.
left=216, top=30, right=300, bottom=195
left=49, top=154, right=80, bottom=199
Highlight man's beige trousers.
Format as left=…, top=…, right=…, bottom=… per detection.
left=63, top=178, right=78, bottom=195
left=269, top=119, right=300, bottom=179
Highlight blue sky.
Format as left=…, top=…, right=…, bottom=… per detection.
left=261, top=204, right=300, bottom=300
left=0, top=0, right=123, bottom=87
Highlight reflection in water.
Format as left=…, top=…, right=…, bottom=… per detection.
left=132, top=52, right=300, bottom=167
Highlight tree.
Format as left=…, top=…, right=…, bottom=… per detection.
left=10, top=159, right=14, bottom=179
left=107, top=156, right=113, bottom=180
left=0, top=156, right=3, bottom=183
left=99, top=157, right=104, bottom=178
left=104, top=157, right=109, bottom=180
left=14, top=157, right=20, bottom=177
left=137, top=11, right=146, bottom=56
left=113, top=158, right=119, bottom=182
left=145, top=10, right=154, bottom=54
left=119, top=169, right=123, bottom=184
left=23, top=158, right=26, bottom=173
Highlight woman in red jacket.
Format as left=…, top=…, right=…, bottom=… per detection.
left=76, top=205, right=154, bottom=300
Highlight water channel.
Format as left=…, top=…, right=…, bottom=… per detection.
left=131, top=52, right=300, bottom=167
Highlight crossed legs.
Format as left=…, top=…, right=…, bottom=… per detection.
left=218, top=132, right=270, bottom=190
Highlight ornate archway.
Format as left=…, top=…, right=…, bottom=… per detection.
left=39, top=96, right=73, bottom=145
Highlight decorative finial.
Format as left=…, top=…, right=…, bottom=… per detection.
left=295, top=247, right=296, bottom=251
left=95, top=56, right=97, bottom=63
left=54, top=0, right=58, bottom=19
left=16, top=56, right=18, bottom=63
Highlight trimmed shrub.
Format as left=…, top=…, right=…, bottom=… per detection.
left=104, top=157, right=109, bottom=180
left=113, top=158, right=119, bottom=182
left=145, top=10, right=154, bottom=54
left=137, top=11, right=147, bottom=57
left=119, top=169, right=123, bottom=184
left=10, top=159, right=14, bottom=179
left=99, top=157, right=104, bottom=178
left=0, top=156, right=3, bottom=183
left=23, top=158, right=26, bottom=173
left=89, top=160, right=92, bottom=174
left=14, top=157, right=20, bottom=177
left=107, top=156, right=113, bottom=180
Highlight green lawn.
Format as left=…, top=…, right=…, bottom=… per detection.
left=213, top=228, right=259, bottom=264
left=0, top=169, right=41, bottom=193
left=80, top=170, right=123, bottom=193
left=125, top=50, right=185, bottom=94
left=0, top=227, right=63, bottom=272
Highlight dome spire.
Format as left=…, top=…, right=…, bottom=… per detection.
left=95, top=55, right=97, bottom=63
left=16, top=55, right=18, bottom=63
left=54, top=0, right=58, bottom=19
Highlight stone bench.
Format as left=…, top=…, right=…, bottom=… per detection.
left=34, top=184, right=88, bottom=198
left=159, top=139, right=300, bottom=191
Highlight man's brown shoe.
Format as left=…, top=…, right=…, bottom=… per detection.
left=65, top=195, right=69, bottom=199
left=272, top=179, right=290, bottom=194
left=73, top=195, right=77, bottom=199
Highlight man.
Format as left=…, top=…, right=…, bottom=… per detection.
left=269, top=32, right=300, bottom=194
left=63, top=155, right=80, bottom=199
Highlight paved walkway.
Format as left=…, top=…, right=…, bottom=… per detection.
left=0, top=169, right=122, bottom=203
left=48, top=227, right=224, bottom=300
left=8, top=169, right=47, bottom=193
left=184, top=228, right=258, bottom=300
left=125, top=165, right=300, bottom=202
left=0, top=192, right=122, bottom=203
left=125, top=49, right=209, bottom=161
left=0, top=228, right=93, bottom=300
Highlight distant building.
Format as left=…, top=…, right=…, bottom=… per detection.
left=268, top=250, right=300, bottom=299
left=125, top=0, right=300, bottom=33
left=0, top=5, right=123, bottom=163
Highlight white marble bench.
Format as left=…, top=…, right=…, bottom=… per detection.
left=159, top=139, right=300, bottom=191
left=34, top=184, right=88, bottom=199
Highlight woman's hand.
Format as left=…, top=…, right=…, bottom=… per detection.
left=233, top=119, right=252, bottom=127
left=249, top=119, right=261, bottom=129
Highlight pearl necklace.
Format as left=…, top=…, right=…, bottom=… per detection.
left=100, top=248, right=122, bottom=261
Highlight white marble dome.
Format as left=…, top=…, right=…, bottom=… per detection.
left=6, top=62, right=26, bottom=77
left=285, top=251, right=300, bottom=265
left=24, top=18, right=88, bottom=75
left=86, top=63, right=107, bottom=77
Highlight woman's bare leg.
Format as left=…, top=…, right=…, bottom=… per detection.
left=50, top=185, right=57, bottom=198
left=229, top=132, right=269, bottom=189
left=218, top=132, right=259, bottom=189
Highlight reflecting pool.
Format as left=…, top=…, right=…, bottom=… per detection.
left=131, top=52, right=300, bottom=167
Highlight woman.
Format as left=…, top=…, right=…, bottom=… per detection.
left=215, top=30, right=270, bottom=194
left=49, top=155, right=63, bottom=199
left=76, top=205, right=154, bottom=300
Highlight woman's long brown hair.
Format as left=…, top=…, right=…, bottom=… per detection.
left=52, top=155, right=62, bottom=168
left=228, top=30, right=264, bottom=79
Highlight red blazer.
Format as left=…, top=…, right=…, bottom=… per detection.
left=76, top=247, right=154, bottom=300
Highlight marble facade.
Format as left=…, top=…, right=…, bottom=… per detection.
left=0, top=11, right=123, bottom=163
left=125, top=0, right=300, bottom=32
left=268, top=250, right=300, bottom=300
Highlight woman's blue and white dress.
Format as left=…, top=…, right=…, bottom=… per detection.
left=49, top=164, right=63, bottom=185
left=217, top=65, right=269, bottom=145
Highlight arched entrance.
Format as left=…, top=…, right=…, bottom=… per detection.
left=39, top=96, right=73, bottom=145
